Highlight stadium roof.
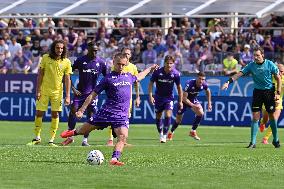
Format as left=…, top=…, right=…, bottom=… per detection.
left=0, top=0, right=283, bottom=18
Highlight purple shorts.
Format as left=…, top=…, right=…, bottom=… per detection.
left=87, top=116, right=129, bottom=130
left=72, top=94, right=98, bottom=113
left=177, top=99, right=200, bottom=115
left=154, top=96, right=174, bottom=113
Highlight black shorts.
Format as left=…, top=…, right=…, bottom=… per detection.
left=252, top=88, right=275, bottom=113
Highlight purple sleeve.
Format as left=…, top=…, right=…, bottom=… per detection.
left=94, top=77, right=106, bottom=94
left=203, top=82, right=209, bottom=90
left=150, top=70, right=158, bottom=82
left=184, top=80, right=191, bottom=92
left=174, top=73, right=181, bottom=85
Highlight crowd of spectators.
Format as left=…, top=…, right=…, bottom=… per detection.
left=0, top=15, right=284, bottom=75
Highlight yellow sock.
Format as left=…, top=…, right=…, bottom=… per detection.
left=263, top=125, right=272, bottom=140
left=50, top=117, right=59, bottom=142
left=34, top=116, right=43, bottom=139
left=108, top=127, right=113, bottom=140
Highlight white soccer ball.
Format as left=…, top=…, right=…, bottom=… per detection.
left=87, top=150, right=104, bottom=165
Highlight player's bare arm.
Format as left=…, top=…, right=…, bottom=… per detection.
left=36, top=68, right=44, bottom=100
left=183, top=92, right=197, bottom=108
left=222, top=71, right=244, bottom=90
left=148, top=81, right=155, bottom=105
left=274, top=73, right=282, bottom=101
left=206, top=88, right=212, bottom=111
left=135, top=82, right=140, bottom=107
left=136, top=64, right=159, bottom=81
left=177, top=84, right=183, bottom=110
left=64, top=74, right=71, bottom=106
left=71, top=81, right=82, bottom=96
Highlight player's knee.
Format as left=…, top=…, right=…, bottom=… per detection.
left=36, top=110, right=44, bottom=117
left=51, top=112, right=59, bottom=118
left=118, top=134, right=128, bottom=143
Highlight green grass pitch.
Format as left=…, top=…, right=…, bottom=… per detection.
left=0, top=121, right=283, bottom=189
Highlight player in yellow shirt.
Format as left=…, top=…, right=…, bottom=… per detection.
left=27, top=40, right=72, bottom=147
left=259, top=63, right=284, bottom=144
left=106, top=47, right=140, bottom=146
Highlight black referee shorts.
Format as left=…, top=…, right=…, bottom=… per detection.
left=252, top=88, right=275, bottom=113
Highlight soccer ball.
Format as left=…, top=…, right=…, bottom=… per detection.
left=87, top=150, right=104, bottom=165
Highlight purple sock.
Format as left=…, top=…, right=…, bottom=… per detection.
left=67, top=112, right=77, bottom=130
left=163, top=117, right=171, bottom=135
left=171, top=121, right=179, bottom=133
left=156, top=119, right=163, bottom=134
left=192, top=115, right=202, bottom=130
left=112, top=151, right=121, bottom=159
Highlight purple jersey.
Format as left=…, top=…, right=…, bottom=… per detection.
left=73, top=55, right=107, bottom=95
left=93, top=71, right=137, bottom=122
left=184, top=79, right=208, bottom=101
left=150, top=67, right=181, bottom=99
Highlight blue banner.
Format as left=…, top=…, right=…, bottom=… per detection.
left=0, top=74, right=37, bottom=93
left=0, top=74, right=254, bottom=97
left=1, top=93, right=284, bottom=127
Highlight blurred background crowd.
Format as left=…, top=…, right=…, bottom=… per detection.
left=0, top=15, right=284, bottom=75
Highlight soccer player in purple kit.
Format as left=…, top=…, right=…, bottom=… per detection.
left=148, top=55, right=183, bottom=143
left=61, top=42, right=107, bottom=146
left=168, top=72, right=212, bottom=141
left=60, top=53, right=158, bottom=166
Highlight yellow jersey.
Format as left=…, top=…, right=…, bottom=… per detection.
left=39, top=54, right=72, bottom=96
left=123, top=62, right=138, bottom=76
left=112, top=62, right=138, bottom=76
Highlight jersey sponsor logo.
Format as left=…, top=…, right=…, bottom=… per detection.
left=83, top=62, right=87, bottom=64
left=158, top=79, right=173, bottom=83
left=82, top=69, right=98, bottom=74
left=113, top=81, right=131, bottom=86
left=189, top=91, right=199, bottom=95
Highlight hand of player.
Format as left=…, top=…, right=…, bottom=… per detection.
left=178, top=102, right=183, bottom=110
left=149, top=64, right=159, bottom=73
left=135, top=97, right=141, bottom=107
left=149, top=95, right=155, bottom=105
left=208, top=102, right=212, bottom=112
left=275, top=94, right=280, bottom=101
left=221, top=82, right=229, bottom=90
left=36, top=91, right=41, bottom=100
left=75, top=109, right=84, bottom=119
left=64, top=96, right=70, bottom=106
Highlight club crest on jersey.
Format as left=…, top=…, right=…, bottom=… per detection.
left=59, top=64, right=63, bottom=70
left=96, top=63, right=100, bottom=67
left=171, top=74, right=174, bottom=78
